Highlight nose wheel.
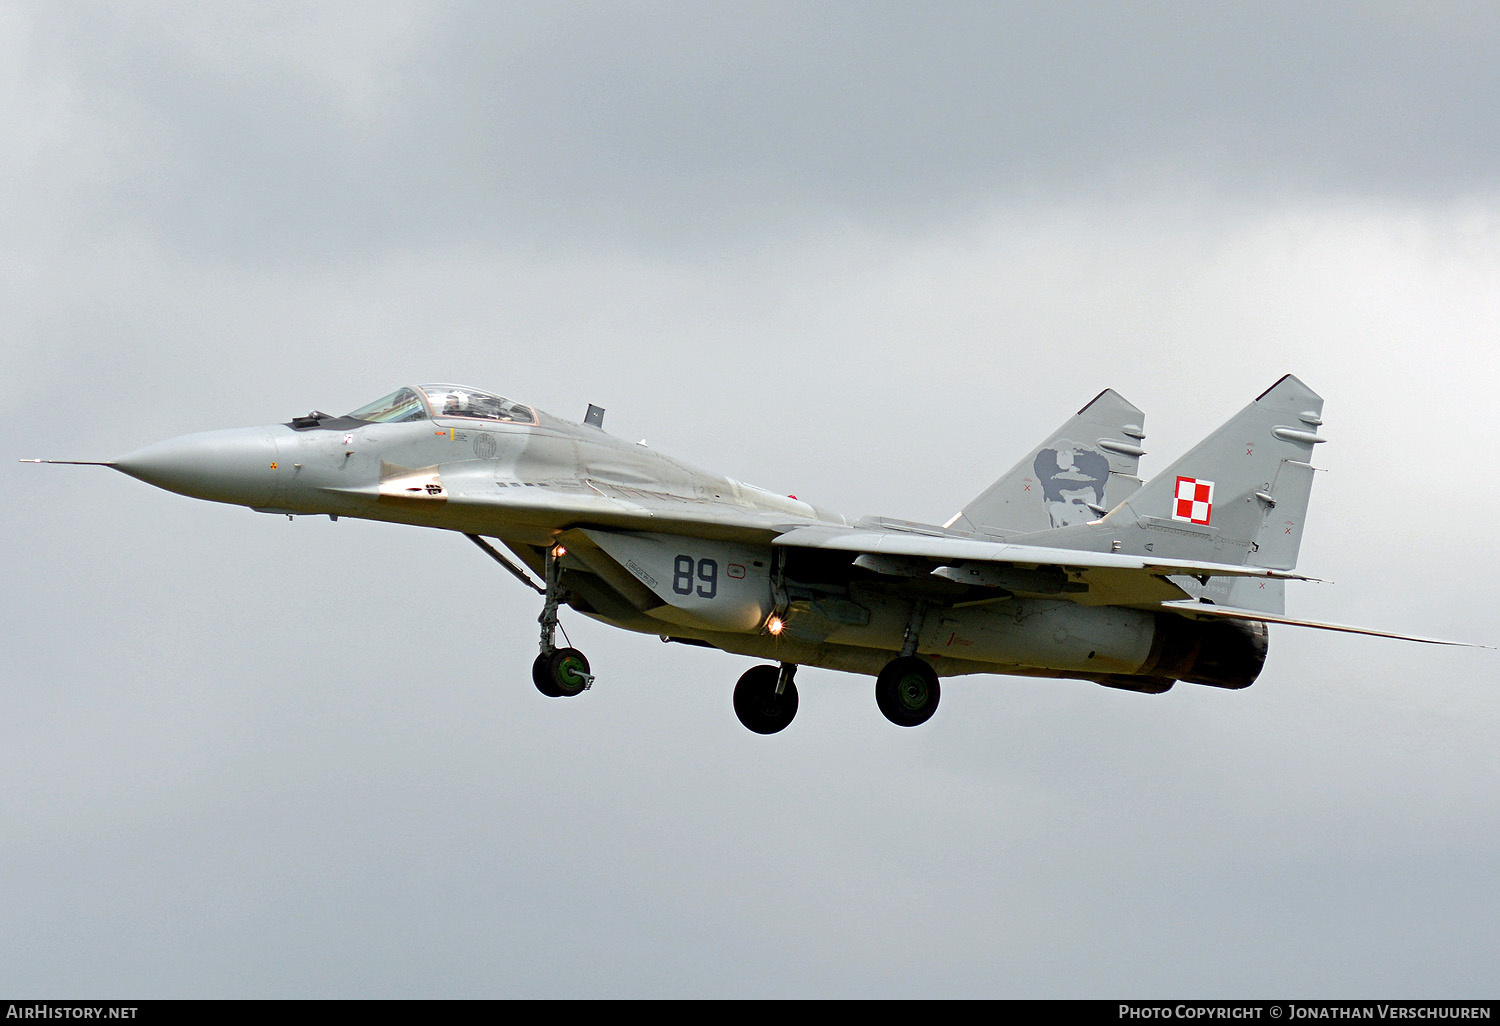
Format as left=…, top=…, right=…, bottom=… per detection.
left=533, top=647, right=593, bottom=698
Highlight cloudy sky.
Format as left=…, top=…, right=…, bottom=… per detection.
left=4, top=1, right=1499, bottom=998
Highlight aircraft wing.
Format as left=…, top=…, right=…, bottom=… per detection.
left=773, top=524, right=1313, bottom=608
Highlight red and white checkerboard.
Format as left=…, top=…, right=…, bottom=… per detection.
left=1173, top=476, right=1214, bottom=525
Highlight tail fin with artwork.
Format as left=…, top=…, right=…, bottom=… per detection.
left=945, top=388, right=1147, bottom=537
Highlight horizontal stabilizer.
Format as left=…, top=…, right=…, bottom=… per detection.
left=1159, top=600, right=1487, bottom=648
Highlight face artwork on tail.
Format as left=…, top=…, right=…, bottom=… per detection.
left=1034, top=444, right=1112, bottom=528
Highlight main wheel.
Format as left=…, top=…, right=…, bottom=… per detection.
left=875, top=656, right=940, bottom=727
left=546, top=647, right=592, bottom=698
left=733, top=665, right=799, bottom=734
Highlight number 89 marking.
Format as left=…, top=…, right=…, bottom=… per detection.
left=673, top=555, right=718, bottom=599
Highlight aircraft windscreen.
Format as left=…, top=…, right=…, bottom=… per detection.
left=346, top=388, right=429, bottom=423
left=419, top=384, right=536, bottom=425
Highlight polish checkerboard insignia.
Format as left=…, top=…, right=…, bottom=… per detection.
left=1173, top=476, right=1214, bottom=525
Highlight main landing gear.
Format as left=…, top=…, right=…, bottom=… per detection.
left=532, top=544, right=593, bottom=699
left=733, top=663, right=799, bottom=734
left=730, top=655, right=940, bottom=733
left=873, top=599, right=940, bottom=727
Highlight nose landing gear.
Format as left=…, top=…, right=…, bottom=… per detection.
left=532, top=543, right=593, bottom=699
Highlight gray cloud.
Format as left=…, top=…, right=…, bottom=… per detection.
left=20, top=2, right=1500, bottom=263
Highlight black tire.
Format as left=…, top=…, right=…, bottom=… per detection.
left=546, top=647, right=592, bottom=698
left=875, top=656, right=940, bottom=727
left=533, top=652, right=562, bottom=697
left=733, top=664, right=799, bottom=735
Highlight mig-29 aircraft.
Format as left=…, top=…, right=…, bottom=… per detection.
left=27, top=375, right=1463, bottom=734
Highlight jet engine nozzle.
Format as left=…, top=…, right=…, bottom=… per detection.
left=1145, top=615, right=1270, bottom=690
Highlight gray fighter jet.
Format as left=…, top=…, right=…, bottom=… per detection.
left=27, top=375, right=1469, bottom=734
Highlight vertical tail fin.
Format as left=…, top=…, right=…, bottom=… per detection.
left=1102, top=374, right=1325, bottom=575
left=946, top=388, right=1146, bottom=536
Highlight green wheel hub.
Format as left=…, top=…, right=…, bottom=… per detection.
left=544, top=647, right=592, bottom=698
left=896, top=672, right=931, bottom=710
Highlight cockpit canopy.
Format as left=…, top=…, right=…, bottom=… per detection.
left=345, top=385, right=537, bottom=426
left=345, top=387, right=426, bottom=423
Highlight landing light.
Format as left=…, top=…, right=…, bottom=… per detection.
left=766, top=616, right=785, bottom=636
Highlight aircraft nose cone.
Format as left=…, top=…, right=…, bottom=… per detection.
left=114, top=427, right=280, bottom=508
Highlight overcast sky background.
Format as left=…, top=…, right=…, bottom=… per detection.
left=4, top=1, right=1499, bottom=998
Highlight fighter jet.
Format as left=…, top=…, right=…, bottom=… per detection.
left=26, top=375, right=1469, bottom=734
